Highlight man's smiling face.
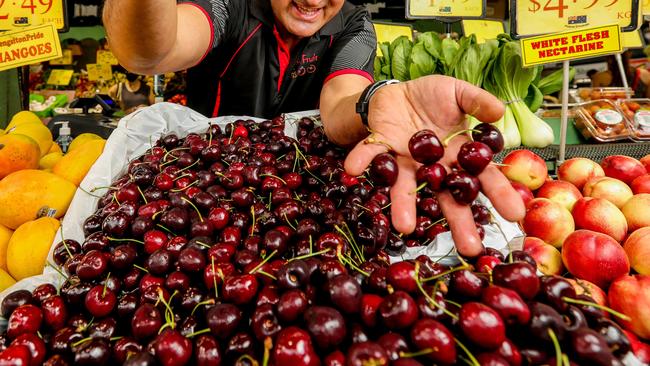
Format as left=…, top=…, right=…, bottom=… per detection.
left=270, top=0, right=344, bottom=38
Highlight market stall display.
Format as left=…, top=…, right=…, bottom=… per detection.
left=0, top=104, right=647, bottom=365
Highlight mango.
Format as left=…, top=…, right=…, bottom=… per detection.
left=68, top=133, right=103, bottom=152
left=48, top=142, right=62, bottom=154
left=7, top=122, right=53, bottom=157
left=0, top=134, right=40, bottom=179
left=0, top=170, right=76, bottom=229
left=39, top=152, right=64, bottom=170
left=6, top=111, right=41, bottom=130
left=0, top=224, right=13, bottom=272
left=0, top=268, right=15, bottom=292
left=7, top=217, right=60, bottom=280
left=53, top=139, right=106, bottom=186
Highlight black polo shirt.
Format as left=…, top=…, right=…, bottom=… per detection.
left=179, top=0, right=376, bottom=118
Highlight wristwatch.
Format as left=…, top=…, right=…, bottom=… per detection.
left=355, top=79, right=400, bottom=126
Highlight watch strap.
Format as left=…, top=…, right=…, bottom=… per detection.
left=356, top=79, right=400, bottom=126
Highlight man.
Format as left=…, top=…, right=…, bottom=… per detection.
left=103, top=0, right=525, bottom=256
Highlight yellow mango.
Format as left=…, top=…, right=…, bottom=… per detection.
left=39, top=152, right=64, bottom=170
left=68, top=133, right=103, bottom=152
left=48, top=142, right=62, bottom=154
left=0, top=224, right=13, bottom=272
left=6, top=111, right=41, bottom=130
left=0, top=134, right=40, bottom=179
left=7, top=217, right=60, bottom=280
left=0, top=170, right=76, bottom=229
left=0, top=269, right=15, bottom=292
left=8, top=122, right=53, bottom=157
left=53, top=139, right=106, bottom=186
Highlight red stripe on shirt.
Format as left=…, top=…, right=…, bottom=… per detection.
left=180, top=2, right=215, bottom=64
left=324, top=69, right=374, bottom=84
left=211, top=80, right=222, bottom=117
left=273, top=26, right=291, bottom=92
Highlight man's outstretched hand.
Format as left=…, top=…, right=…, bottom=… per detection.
left=344, top=75, right=526, bottom=257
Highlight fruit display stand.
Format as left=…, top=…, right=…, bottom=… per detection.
left=0, top=103, right=647, bottom=365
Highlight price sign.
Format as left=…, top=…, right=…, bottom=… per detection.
left=621, top=29, right=644, bottom=48
left=373, top=22, right=413, bottom=55
left=643, top=0, right=650, bottom=14
left=49, top=48, right=71, bottom=65
left=46, top=68, right=72, bottom=85
left=87, top=63, right=113, bottom=81
left=0, top=23, right=62, bottom=72
left=511, top=0, right=639, bottom=37
left=406, top=0, right=485, bottom=18
left=462, top=19, right=505, bottom=42
left=0, top=0, right=67, bottom=32
left=520, top=24, right=621, bottom=66
left=96, top=50, right=119, bottom=66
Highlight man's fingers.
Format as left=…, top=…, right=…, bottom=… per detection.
left=389, top=157, right=418, bottom=234
left=478, top=165, right=526, bottom=222
left=343, top=137, right=390, bottom=176
left=454, top=79, right=505, bottom=123
left=437, top=191, right=484, bottom=257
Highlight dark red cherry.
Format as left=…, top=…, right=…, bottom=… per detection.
left=457, top=141, right=493, bottom=175
left=416, top=163, right=447, bottom=191
left=410, top=318, right=456, bottom=364
left=472, top=123, right=504, bottom=154
left=304, top=306, right=346, bottom=349
left=444, top=171, right=481, bottom=204
left=370, top=153, right=398, bottom=186
left=379, top=291, right=418, bottom=330
left=408, top=129, right=444, bottom=164
left=459, top=302, right=506, bottom=350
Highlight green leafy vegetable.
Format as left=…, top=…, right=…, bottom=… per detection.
left=537, top=67, right=576, bottom=95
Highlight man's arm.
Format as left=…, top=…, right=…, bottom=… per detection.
left=102, top=1, right=212, bottom=74
left=319, top=74, right=371, bottom=147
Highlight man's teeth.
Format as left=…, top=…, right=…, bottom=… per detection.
left=296, top=4, right=319, bottom=14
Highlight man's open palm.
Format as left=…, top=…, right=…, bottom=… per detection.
left=344, top=75, right=526, bottom=257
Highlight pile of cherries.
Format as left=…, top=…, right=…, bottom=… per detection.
left=0, top=118, right=633, bottom=365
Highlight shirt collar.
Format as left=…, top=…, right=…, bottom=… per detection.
left=248, top=0, right=347, bottom=36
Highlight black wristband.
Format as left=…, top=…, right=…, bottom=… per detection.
left=356, top=79, right=400, bottom=126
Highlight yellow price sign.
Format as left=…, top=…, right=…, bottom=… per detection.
left=0, top=23, right=62, bottom=72
left=49, top=48, right=71, bottom=65
left=46, top=68, right=72, bottom=85
left=0, top=0, right=67, bottom=31
left=643, top=0, right=650, bottom=14
left=87, top=63, right=113, bottom=81
left=511, top=0, right=639, bottom=37
left=406, top=0, right=485, bottom=18
left=462, top=19, right=505, bottom=43
left=373, top=22, right=413, bottom=55
left=621, top=29, right=644, bottom=48
left=96, top=50, right=119, bottom=65
left=521, top=24, right=621, bottom=66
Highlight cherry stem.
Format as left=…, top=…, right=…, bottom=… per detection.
left=561, top=297, right=631, bottom=321
left=211, top=257, right=219, bottom=299
left=133, top=264, right=149, bottom=273
left=262, top=338, right=272, bottom=366
left=399, top=348, right=435, bottom=358
left=411, top=182, right=428, bottom=195
left=102, top=272, right=111, bottom=297
left=157, top=288, right=177, bottom=333
left=159, top=157, right=179, bottom=167
left=77, top=186, right=103, bottom=198
left=414, top=263, right=459, bottom=320
left=195, top=241, right=212, bottom=249
left=171, top=180, right=199, bottom=192
left=303, top=166, right=326, bottom=185
left=112, top=192, right=120, bottom=205
left=162, top=146, right=190, bottom=161
left=90, top=185, right=116, bottom=193
left=110, top=336, right=123, bottom=342
left=181, top=197, right=203, bottom=222
left=109, top=237, right=145, bottom=244
left=46, top=261, right=68, bottom=280
left=288, top=248, right=332, bottom=262
left=283, top=214, right=296, bottom=230
left=236, top=355, right=259, bottom=366
left=257, top=270, right=277, bottom=280
left=260, top=173, right=287, bottom=185
left=562, top=354, right=571, bottom=366
left=548, top=328, right=562, bottom=366
left=293, top=143, right=311, bottom=169
left=421, top=264, right=470, bottom=283
left=454, top=337, right=480, bottom=366
left=442, top=128, right=480, bottom=147
left=336, top=249, right=370, bottom=277
left=71, top=337, right=93, bottom=348
left=250, top=206, right=256, bottom=237
left=157, top=224, right=174, bottom=235
left=249, top=250, right=278, bottom=274
left=178, top=159, right=200, bottom=173
left=334, top=223, right=364, bottom=264
left=58, top=224, right=73, bottom=259
left=424, top=217, right=448, bottom=230
left=136, top=185, right=148, bottom=204
left=191, top=299, right=215, bottom=316
left=187, top=328, right=211, bottom=338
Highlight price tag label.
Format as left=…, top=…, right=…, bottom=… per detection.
left=621, top=29, right=644, bottom=48
left=462, top=19, right=505, bottom=42
left=406, top=0, right=485, bottom=18
left=0, top=23, right=62, bottom=72
left=49, top=48, right=71, bottom=65
left=96, top=50, right=118, bottom=65
left=46, top=68, right=72, bottom=85
left=511, top=0, right=639, bottom=37
left=373, top=22, right=413, bottom=55
left=520, top=24, right=621, bottom=66
left=87, top=63, right=113, bottom=81
left=643, top=0, right=650, bottom=14
left=0, top=0, right=67, bottom=31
